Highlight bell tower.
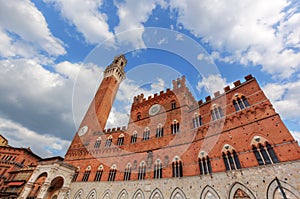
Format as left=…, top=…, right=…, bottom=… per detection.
left=67, top=55, right=127, bottom=151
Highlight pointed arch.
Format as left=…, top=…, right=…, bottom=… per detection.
left=170, top=187, right=186, bottom=199
left=150, top=188, right=164, bottom=199
left=73, top=189, right=83, bottom=199
left=267, top=178, right=300, bottom=199
left=117, top=189, right=128, bottom=199
left=132, top=189, right=145, bottom=199
left=229, top=182, right=256, bottom=199
left=200, top=185, right=220, bottom=199
left=102, top=189, right=112, bottom=199
left=87, top=189, right=97, bottom=199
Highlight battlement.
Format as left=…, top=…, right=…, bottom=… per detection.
left=103, top=126, right=127, bottom=134
left=198, top=74, right=254, bottom=106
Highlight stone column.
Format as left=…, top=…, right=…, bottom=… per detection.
left=36, top=182, right=50, bottom=199
left=57, top=187, right=71, bottom=199
left=18, top=182, right=34, bottom=199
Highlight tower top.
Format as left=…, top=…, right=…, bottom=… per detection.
left=103, top=54, right=127, bottom=82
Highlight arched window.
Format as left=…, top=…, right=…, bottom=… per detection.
left=171, top=100, right=176, bottom=110
left=94, top=137, right=101, bottom=148
left=252, top=141, right=279, bottom=165
left=108, top=165, right=117, bottom=181
left=131, top=131, right=137, bottom=143
left=211, top=105, right=224, bottom=121
left=154, top=159, right=162, bottom=179
left=233, top=95, right=250, bottom=111
left=143, top=127, right=150, bottom=140
left=171, top=120, right=180, bottom=134
left=198, top=155, right=212, bottom=175
left=138, top=161, right=146, bottom=180
left=72, top=167, right=80, bottom=182
left=123, top=163, right=131, bottom=181
left=137, top=112, right=141, bottom=121
left=222, top=149, right=241, bottom=171
left=82, top=166, right=91, bottom=182
left=193, top=113, right=202, bottom=128
left=156, top=124, right=164, bottom=138
left=94, top=165, right=103, bottom=181
left=172, top=157, right=183, bottom=177
left=105, top=135, right=113, bottom=147
left=117, top=134, right=124, bottom=146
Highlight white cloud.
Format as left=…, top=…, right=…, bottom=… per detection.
left=114, top=0, right=166, bottom=48
left=170, top=0, right=300, bottom=79
left=291, top=131, right=300, bottom=143
left=0, top=58, right=102, bottom=143
left=196, top=74, right=227, bottom=95
left=263, top=80, right=300, bottom=121
left=0, top=0, right=66, bottom=58
left=0, top=117, right=70, bottom=157
left=44, top=0, right=114, bottom=44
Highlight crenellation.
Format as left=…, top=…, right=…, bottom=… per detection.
left=233, top=80, right=241, bottom=87
left=205, top=95, right=211, bottom=102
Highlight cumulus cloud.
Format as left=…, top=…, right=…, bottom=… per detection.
left=44, top=0, right=114, bottom=44
left=0, top=117, right=70, bottom=157
left=170, top=0, right=300, bottom=79
left=0, top=0, right=66, bottom=59
left=263, top=80, right=300, bottom=121
left=196, top=74, right=227, bottom=95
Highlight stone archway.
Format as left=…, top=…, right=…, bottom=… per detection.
left=267, top=178, right=300, bottom=199
left=27, top=172, right=48, bottom=198
left=45, top=176, right=64, bottom=199
left=229, top=182, right=256, bottom=199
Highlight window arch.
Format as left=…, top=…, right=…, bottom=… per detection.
left=233, top=94, right=250, bottom=111
left=82, top=166, right=91, bottom=182
left=123, top=163, right=131, bottom=181
left=171, top=100, right=176, bottom=110
left=156, top=124, right=164, bottom=138
left=172, top=156, right=183, bottom=177
left=108, top=164, right=117, bottom=181
left=105, top=135, right=113, bottom=147
left=117, top=134, right=124, bottom=146
left=171, top=120, right=180, bottom=134
left=222, top=144, right=241, bottom=171
left=72, top=166, right=80, bottom=182
left=94, top=137, right=101, bottom=148
left=137, top=112, right=141, bottom=121
left=211, top=105, right=224, bottom=121
left=251, top=136, right=279, bottom=165
left=193, top=113, right=202, bottom=128
left=94, top=165, right=103, bottom=181
left=138, top=161, right=146, bottom=180
left=131, top=131, right=137, bottom=143
left=143, top=127, right=150, bottom=140
left=198, top=151, right=212, bottom=175
left=153, top=159, right=162, bottom=179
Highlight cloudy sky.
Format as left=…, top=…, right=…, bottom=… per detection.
left=0, top=0, right=299, bottom=157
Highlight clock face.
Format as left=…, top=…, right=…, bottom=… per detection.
left=149, top=104, right=161, bottom=116
left=78, top=126, right=88, bottom=136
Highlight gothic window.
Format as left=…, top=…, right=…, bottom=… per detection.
left=94, top=165, right=103, bottom=181
left=72, top=167, right=80, bottom=182
left=82, top=166, right=91, bottom=182
left=233, top=95, right=250, bottom=111
left=108, top=165, right=117, bottom=181
left=253, top=142, right=279, bottom=165
left=154, top=159, right=162, bottom=179
left=94, top=137, right=101, bottom=148
left=171, top=120, right=180, bottom=134
left=198, top=156, right=212, bottom=175
left=143, top=128, right=150, bottom=140
left=131, top=131, right=137, bottom=143
left=105, top=135, right=113, bottom=147
left=172, top=157, right=183, bottom=177
left=117, top=134, right=124, bottom=146
left=211, top=105, right=224, bottom=121
left=171, top=100, right=176, bottom=110
left=156, top=124, right=164, bottom=138
left=138, top=161, right=146, bottom=180
left=222, top=150, right=241, bottom=171
left=123, top=163, right=131, bottom=181
left=193, top=113, right=202, bottom=128
left=137, top=112, right=141, bottom=121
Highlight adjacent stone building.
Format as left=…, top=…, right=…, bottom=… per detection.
left=20, top=55, right=300, bottom=199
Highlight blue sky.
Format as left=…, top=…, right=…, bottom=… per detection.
left=0, top=0, right=299, bottom=157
